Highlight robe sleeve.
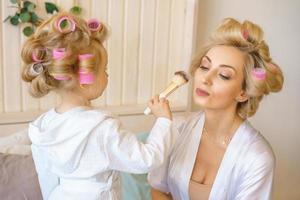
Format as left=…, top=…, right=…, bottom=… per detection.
left=101, top=117, right=179, bottom=174
left=147, top=115, right=187, bottom=193
left=147, top=155, right=171, bottom=193
left=234, top=150, right=275, bottom=200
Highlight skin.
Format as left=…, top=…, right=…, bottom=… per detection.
left=152, top=45, right=249, bottom=199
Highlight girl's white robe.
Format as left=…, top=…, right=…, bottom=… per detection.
left=28, top=107, right=178, bottom=200
left=148, top=112, right=275, bottom=200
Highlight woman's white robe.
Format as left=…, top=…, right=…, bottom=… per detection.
left=148, top=112, right=275, bottom=200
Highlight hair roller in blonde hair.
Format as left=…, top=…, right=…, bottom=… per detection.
left=28, top=63, right=44, bottom=77
left=78, top=54, right=95, bottom=84
left=52, top=48, right=66, bottom=60
left=241, top=29, right=249, bottom=41
left=252, top=68, right=266, bottom=80
left=87, top=19, right=102, bottom=32
left=51, top=48, right=71, bottom=81
left=87, top=19, right=108, bottom=43
left=32, top=48, right=48, bottom=62
left=56, top=16, right=76, bottom=33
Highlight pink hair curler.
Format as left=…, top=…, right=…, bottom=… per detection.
left=56, top=16, right=76, bottom=33
left=78, top=70, right=95, bottom=84
left=32, top=52, right=42, bottom=62
left=78, top=54, right=94, bottom=61
left=52, top=48, right=66, bottom=60
left=32, top=48, right=47, bottom=62
left=252, top=68, right=266, bottom=80
left=87, top=19, right=102, bottom=32
left=242, top=29, right=249, bottom=40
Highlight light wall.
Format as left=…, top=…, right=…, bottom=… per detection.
left=0, top=0, right=196, bottom=133
left=194, top=0, right=300, bottom=199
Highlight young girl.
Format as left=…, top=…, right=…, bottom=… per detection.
left=21, top=12, right=177, bottom=200
left=149, top=18, right=284, bottom=200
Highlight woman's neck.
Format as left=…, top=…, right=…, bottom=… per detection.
left=203, top=107, right=244, bottom=140
left=56, top=90, right=91, bottom=113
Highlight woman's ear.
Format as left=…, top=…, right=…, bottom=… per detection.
left=236, top=90, right=248, bottom=102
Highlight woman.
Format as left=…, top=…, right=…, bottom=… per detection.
left=148, top=18, right=284, bottom=200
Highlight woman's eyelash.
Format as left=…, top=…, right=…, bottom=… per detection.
left=199, top=65, right=209, bottom=70
left=219, top=74, right=230, bottom=80
left=198, top=65, right=231, bottom=80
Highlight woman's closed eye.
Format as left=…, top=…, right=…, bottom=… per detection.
left=219, top=70, right=232, bottom=80
left=219, top=74, right=231, bottom=80
left=199, top=65, right=209, bottom=71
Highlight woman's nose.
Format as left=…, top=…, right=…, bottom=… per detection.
left=202, top=73, right=212, bottom=85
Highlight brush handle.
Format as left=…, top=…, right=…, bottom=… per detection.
left=143, top=83, right=177, bottom=116
left=143, top=107, right=152, bottom=115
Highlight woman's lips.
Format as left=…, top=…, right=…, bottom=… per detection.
left=195, top=88, right=209, bottom=96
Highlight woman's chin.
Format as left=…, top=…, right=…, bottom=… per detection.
left=193, top=94, right=210, bottom=107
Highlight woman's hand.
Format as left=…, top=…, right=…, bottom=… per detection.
left=148, top=95, right=172, bottom=120
left=151, top=188, right=173, bottom=200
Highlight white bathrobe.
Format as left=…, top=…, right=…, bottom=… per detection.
left=148, top=112, right=275, bottom=200
left=28, top=107, right=178, bottom=200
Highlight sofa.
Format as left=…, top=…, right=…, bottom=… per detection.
left=0, top=130, right=151, bottom=200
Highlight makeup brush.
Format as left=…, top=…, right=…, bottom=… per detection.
left=144, top=71, right=189, bottom=115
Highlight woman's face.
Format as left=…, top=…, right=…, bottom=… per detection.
left=193, top=45, right=248, bottom=110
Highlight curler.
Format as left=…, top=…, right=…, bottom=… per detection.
left=56, top=16, right=76, bottom=33
left=144, top=71, right=189, bottom=115
left=87, top=19, right=102, bottom=32
left=252, top=68, right=266, bottom=80
left=53, top=48, right=66, bottom=60
left=78, top=54, right=94, bottom=61
left=32, top=48, right=47, bottom=62
left=242, top=29, right=249, bottom=40
left=32, top=52, right=42, bottom=62
left=29, top=63, right=44, bottom=76
left=78, top=70, right=95, bottom=84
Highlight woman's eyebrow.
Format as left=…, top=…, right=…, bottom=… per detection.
left=219, top=64, right=237, bottom=72
left=203, top=55, right=211, bottom=62
left=204, top=55, right=236, bottom=72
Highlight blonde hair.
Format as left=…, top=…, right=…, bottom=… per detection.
left=21, top=12, right=109, bottom=97
left=190, top=18, right=284, bottom=118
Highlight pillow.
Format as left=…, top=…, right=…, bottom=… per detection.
left=0, top=153, right=42, bottom=200
left=121, top=132, right=151, bottom=200
left=0, top=129, right=31, bottom=155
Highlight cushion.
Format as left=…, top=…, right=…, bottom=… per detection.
left=0, top=153, right=42, bottom=200
left=121, top=132, right=151, bottom=200
left=0, top=129, right=31, bottom=155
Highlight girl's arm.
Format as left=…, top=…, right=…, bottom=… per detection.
left=101, top=96, right=179, bottom=173
left=151, top=188, right=173, bottom=200
left=101, top=116, right=178, bottom=173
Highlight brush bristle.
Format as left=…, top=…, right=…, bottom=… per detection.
left=172, top=71, right=189, bottom=86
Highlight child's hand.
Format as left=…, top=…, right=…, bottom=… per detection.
left=147, top=95, right=172, bottom=120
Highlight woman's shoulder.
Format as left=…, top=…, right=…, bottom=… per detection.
left=239, top=121, right=276, bottom=169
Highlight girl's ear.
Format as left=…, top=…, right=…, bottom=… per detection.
left=236, top=90, right=248, bottom=102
